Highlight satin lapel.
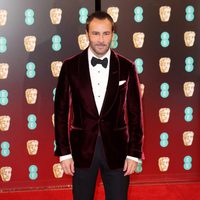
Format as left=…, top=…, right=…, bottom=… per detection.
left=78, top=49, right=99, bottom=116
left=100, top=50, right=120, bottom=117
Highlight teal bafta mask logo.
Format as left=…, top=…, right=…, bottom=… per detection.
left=185, top=5, right=195, bottom=22
left=0, top=89, right=8, bottom=105
left=26, top=62, right=36, bottom=78
left=183, top=155, right=192, bottom=170
left=27, top=114, right=37, bottom=130
left=1, top=141, right=10, bottom=157
left=29, top=165, right=38, bottom=180
left=25, top=9, right=35, bottom=25
left=0, top=36, right=7, bottom=53
left=134, top=58, right=144, bottom=74
left=79, top=7, right=88, bottom=24
left=160, top=132, right=169, bottom=147
left=160, top=32, right=170, bottom=48
left=160, top=82, right=169, bottom=98
left=110, top=33, right=118, bottom=49
left=134, top=6, right=143, bottom=23
left=135, top=161, right=143, bottom=173
left=185, top=57, right=194, bottom=72
left=184, top=107, right=193, bottom=122
left=52, top=35, right=61, bottom=51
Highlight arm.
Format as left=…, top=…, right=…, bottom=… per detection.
left=54, top=62, right=71, bottom=156
left=124, top=63, right=144, bottom=176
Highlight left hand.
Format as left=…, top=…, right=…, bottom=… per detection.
left=123, top=158, right=138, bottom=176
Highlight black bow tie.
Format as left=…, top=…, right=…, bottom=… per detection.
left=91, top=57, right=108, bottom=68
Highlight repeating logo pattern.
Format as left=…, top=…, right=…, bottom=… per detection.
left=0, top=1, right=199, bottom=187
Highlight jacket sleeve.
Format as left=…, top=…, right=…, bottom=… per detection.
left=54, top=61, right=71, bottom=156
left=126, top=62, right=144, bottom=159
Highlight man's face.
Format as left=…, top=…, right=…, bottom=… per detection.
left=86, top=18, right=113, bottom=58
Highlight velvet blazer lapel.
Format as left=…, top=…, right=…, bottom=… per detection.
left=78, top=49, right=120, bottom=117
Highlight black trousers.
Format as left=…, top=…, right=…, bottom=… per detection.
left=72, top=135, right=130, bottom=200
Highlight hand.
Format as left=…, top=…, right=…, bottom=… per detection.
left=60, top=158, right=75, bottom=176
left=123, top=158, right=138, bottom=176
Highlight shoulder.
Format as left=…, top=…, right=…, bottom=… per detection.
left=112, top=50, right=134, bottom=69
left=63, top=50, right=85, bottom=66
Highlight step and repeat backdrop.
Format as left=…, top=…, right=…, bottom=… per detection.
left=0, top=0, right=200, bottom=190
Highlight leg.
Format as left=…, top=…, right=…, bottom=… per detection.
left=96, top=135, right=129, bottom=200
left=100, top=167, right=130, bottom=200
left=72, top=136, right=102, bottom=200
left=72, top=166, right=98, bottom=200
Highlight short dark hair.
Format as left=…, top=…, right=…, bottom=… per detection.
left=86, top=11, right=115, bottom=32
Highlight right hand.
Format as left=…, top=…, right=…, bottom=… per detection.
left=61, top=158, right=75, bottom=176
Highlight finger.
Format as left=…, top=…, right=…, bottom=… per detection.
left=70, top=161, right=75, bottom=174
left=124, top=161, right=136, bottom=176
left=123, top=160, right=128, bottom=171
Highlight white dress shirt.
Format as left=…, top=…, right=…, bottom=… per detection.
left=60, top=48, right=140, bottom=163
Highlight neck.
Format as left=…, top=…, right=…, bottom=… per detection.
left=89, top=47, right=110, bottom=58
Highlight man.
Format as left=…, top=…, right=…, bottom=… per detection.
left=54, top=11, right=144, bottom=200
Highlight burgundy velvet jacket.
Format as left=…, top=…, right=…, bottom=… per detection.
left=54, top=48, right=144, bottom=169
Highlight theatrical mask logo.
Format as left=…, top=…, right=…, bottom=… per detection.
left=158, top=157, right=170, bottom=172
left=132, top=32, right=145, bottom=48
left=0, top=115, right=10, bottom=131
left=183, top=82, right=195, bottom=97
left=159, top=108, right=170, bottom=123
left=27, top=140, right=39, bottom=155
left=107, top=7, right=119, bottom=23
left=184, top=31, right=195, bottom=47
left=159, top=57, right=171, bottom=73
left=0, top=9, right=8, bottom=26
left=24, top=36, right=37, bottom=52
left=140, top=84, right=145, bottom=98
left=53, top=163, right=64, bottom=178
left=159, top=6, right=171, bottom=22
left=78, top=34, right=89, bottom=50
left=25, top=88, right=38, bottom=104
left=0, top=166, right=12, bottom=182
left=51, top=61, right=63, bottom=77
left=50, top=8, right=62, bottom=24
left=52, top=113, right=55, bottom=127
left=0, top=63, right=9, bottom=79
left=183, top=131, right=194, bottom=146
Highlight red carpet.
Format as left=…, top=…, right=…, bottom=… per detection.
left=0, top=182, right=200, bottom=200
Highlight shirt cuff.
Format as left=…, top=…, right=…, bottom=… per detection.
left=59, top=154, right=72, bottom=162
left=126, top=156, right=142, bottom=163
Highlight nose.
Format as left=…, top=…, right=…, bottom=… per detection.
left=98, top=34, right=104, bottom=42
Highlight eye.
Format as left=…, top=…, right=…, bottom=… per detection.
left=91, top=31, right=99, bottom=36
left=104, top=32, right=111, bottom=36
